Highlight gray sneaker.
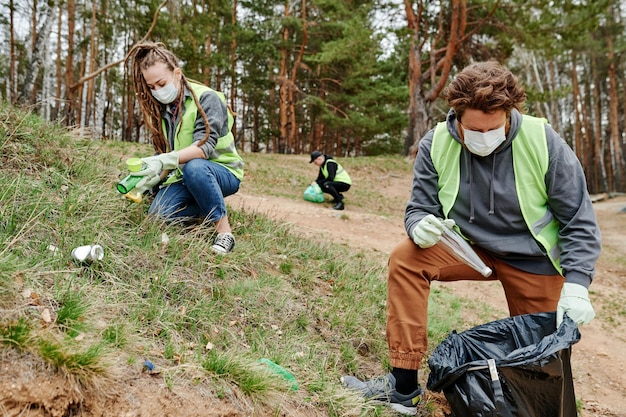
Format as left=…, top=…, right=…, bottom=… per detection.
left=341, top=373, right=423, bottom=415
left=211, top=233, right=235, bottom=254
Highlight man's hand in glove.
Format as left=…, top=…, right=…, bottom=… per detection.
left=130, top=151, right=179, bottom=190
left=411, top=214, right=456, bottom=248
left=556, top=282, right=596, bottom=327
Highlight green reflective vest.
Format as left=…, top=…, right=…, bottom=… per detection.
left=162, top=82, right=244, bottom=184
left=321, top=159, right=352, bottom=185
left=431, top=115, right=562, bottom=274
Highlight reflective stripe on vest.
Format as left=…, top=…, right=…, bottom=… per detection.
left=321, top=160, right=352, bottom=185
left=431, top=115, right=562, bottom=274
left=162, top=82, right=244, bottom=183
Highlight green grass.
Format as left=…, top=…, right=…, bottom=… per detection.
left=0, top=102, right=475, bottom=416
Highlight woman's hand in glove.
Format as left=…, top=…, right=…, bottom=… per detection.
left=130, top=151, right=179, bottom=190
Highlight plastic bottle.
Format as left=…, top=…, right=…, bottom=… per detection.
left=439, top=227, right=492, bottom=277
left=258, top=358, right=298, bottom=390
left=116, top=158, right=144, bottom=203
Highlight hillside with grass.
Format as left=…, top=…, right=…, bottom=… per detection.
left=3, top=103, right=626, bottom=417
left=0, top=103, right=475, bottom=416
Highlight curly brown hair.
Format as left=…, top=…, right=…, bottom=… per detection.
left=125, top=42, right=210, bottom=154
left=445, top=61, right=526, bottom=119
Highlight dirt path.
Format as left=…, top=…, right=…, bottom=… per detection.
left=228, top=191, right=626, bottom=417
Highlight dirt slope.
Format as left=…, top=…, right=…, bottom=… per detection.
left=229, top=187, right=626, bottom=417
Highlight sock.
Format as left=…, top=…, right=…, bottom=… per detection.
left=391, top=368, right=418, bottom=395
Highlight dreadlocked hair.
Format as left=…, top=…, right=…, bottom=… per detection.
left=125, top=42, right=211, bottom=154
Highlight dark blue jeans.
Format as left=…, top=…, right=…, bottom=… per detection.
left=149, top=158, right=240, bottom=223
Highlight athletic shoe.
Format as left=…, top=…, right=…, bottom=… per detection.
left=211, top=233, right=235, bottom=254
left=341, top=373, right=423, bottom=415
left=331, top=194, right=345, bottom=204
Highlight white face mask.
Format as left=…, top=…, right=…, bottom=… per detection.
left=462, top=125, right=506, bottom=156
left=151, top=82, right=179, bottom=104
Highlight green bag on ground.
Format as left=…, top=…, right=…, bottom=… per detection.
left=303, top=183, right=324, bottom=203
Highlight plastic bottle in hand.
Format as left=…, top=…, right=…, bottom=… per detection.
left=116, top=158, right=144, bottom=203
left=439, top=227, right=492, bottom=277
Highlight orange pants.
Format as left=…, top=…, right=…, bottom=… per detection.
left=386, top=238, right=564, bottom=370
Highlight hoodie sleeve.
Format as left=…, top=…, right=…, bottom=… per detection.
left=404, top=128, right=446, bottom=237
left=315, top=168, right=325, bottom=186
left=545, top=125, right=601, bottom=287
left=194, top=89, right=229, bottom=158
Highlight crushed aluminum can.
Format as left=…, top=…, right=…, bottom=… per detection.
left=71, top=245, right=104, bottom=264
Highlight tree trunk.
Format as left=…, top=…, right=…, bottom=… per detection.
left=288, top=0, right=307, bottom=155
left=579, top=60, right=597, bottom=192
left=253, top=103, right=260, bottom=152
left=606, top=36, right=624, bottom=191
left=31, top=0, right=38, bottom=103
left=547, top=60, right=559, bottom=132
left=231, top=0, right=238, bottom=147
left=204, top=33, right=212, bottom=86
left=403, top=0, right=468, bottom=156
left=84, top=0, right=98, bottom=128
left=53, top=7, right=63, bottom=121
left=278, top=1, right=291, bottom=154
left=403, top=0, right=424, bottom=155
left=76, top=17, right=88, bottom=130
left=64, top=0, right=76, bottom=126
left=590, top=53, right=609, bottom=192
left=122, top=34, right=135, bottom=143
left=9, top=0, right=16, bottom=103
left=18, top=1, right=55, bottom=105
left=570, top=51, right=592, bottom=187
left=268, top=62, right=278, bottom=153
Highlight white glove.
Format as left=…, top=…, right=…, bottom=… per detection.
left=132, top=151, right=179, bottom=177
left=133, top=177, right=158, bottom=195
left=131, top=151, right=179, bottom=190
left=411, top=214, right=456, bottom=248
left=556, top=282, right=595, bottom=327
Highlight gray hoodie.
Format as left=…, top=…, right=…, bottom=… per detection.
left=161, top=84, right=230, bottom=158
left=406, top=109, right=601, bottom=288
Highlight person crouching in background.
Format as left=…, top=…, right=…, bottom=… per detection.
left=309, top=150, right=352, bottom=210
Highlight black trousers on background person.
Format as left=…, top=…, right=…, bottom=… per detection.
left=320, top=181, right=350, bottom=202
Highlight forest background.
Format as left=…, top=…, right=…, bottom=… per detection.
left=2, top=0, right=626, bottom=194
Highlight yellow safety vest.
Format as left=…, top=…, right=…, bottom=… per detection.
left=430, top=115, right=562, bottom=274
left=321, top=159, right=352, bottom=185
left=162, top=82, right=244, bottom=183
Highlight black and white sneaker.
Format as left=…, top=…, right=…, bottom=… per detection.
left=211, top=233, right=235, bottom=254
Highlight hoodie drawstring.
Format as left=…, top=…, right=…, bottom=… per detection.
left=489, top=155, right=496, bottom=215
left=467, top=152, right=496, bottom=223
left=467, top=152, right=475, bottom=223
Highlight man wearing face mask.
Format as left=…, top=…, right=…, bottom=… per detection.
left=341, top=61, right=601, bottom=414
left=124, top=42, right=244, bottom=254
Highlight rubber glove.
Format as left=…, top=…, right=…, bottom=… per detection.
left=131, top=151, right=179, bottom=190
left=556, top=282, right=595, bottom=327
left=411, top=214, right=456, bottom=248
left=132, top=151, right=179, bottom=177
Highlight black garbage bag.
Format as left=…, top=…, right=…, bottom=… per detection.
left=427, top=312, right=581, bottom=417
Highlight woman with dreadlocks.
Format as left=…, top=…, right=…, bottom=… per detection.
left=125, top=42, right=244, bottom=254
